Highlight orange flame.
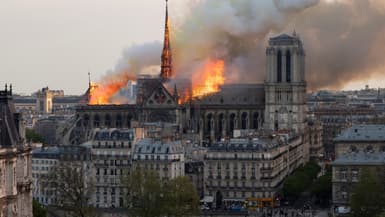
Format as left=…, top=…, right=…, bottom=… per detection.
left=89, top=74, right=135, bottom=105
left=191, top=59, right=225, bottom=98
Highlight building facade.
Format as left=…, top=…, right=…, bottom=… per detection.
left=86, top=128, right=136, bottom=208
left=331, top=152, right=385, bottom=206
left=331, top=124, right=385, bottom=207
left=204, top=132, right=306, bottom=207
left=31, top=147, right=60, bottom=205
left=132, top=138, right=185, bottom=182
left=0, top=86, right=33, bottom=217
left=334, top=124, right=385, bottom=158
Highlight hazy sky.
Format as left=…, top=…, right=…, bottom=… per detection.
left=0, top=0, right=188, bottom=95
left=0, top=0, right=383, bottom=95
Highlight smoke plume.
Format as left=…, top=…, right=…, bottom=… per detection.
left=96, top=0, right=385, bottom=101
left=292, top=0, right=385, bottom=90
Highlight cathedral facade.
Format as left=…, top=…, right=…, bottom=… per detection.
left=66, top=32, right=307, bottom=146
left=64, top=1, right=307, bottom=145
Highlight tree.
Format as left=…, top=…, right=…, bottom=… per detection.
left=33, top=199, right=47, bottom=217
left=124, top=169, right=200, bottom=217
left=164, top=176, right=200, bottom=217
left=350, top=168, right=385, bottom=217
left=282, top=161, right=321, bottom=200
left=311, top=169, right=332, bottom=207
left=26, top=128, right=45, bottom=143
left=125, top=169, right=165, bottom=217
left=45, top=161, right=96, bottom=217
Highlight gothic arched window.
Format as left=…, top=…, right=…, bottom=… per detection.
left=127, top=114, right=132, bottom=128
left=229, top=113, right=236, bottom=133
left=105, top=114, right=111, bottom=128
left=93, top=114, right=100, bottom=127
left=218, top=113, right=224, bottom=133
left=241, top=112, right=248, bottom=130
left=116, top=114, right=122, bottom=128
left=83, top=114, right=90, bottom=127
left=206, top=114, right=213, bottom=133
left=277, top=50, right=282, bottom=83
left=253, top=112, right=259, bottom=129
left=286, top=50, right=291, bottom=82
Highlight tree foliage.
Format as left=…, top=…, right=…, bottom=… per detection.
left=164, top=176, right=200, bottom=217
left=283, top=161, right=321, bottom=200
left=126, top=169, right=164, bottom=217
left=26, top=128, right=45, bottom=143
left=311, top=168, right=332, bottom=207
left=45, top=161, right=96, bottom=217
left=350, top=168, right=385, bottom=217
left=33, top=199, right=47, bottom=217
left=125, top=169, right=200, bottom=217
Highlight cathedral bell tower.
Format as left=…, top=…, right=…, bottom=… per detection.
left=160, top=0, right=173, bottom=81
left=264, top=33, right=307, bottom=133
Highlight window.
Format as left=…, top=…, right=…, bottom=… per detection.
left=352, top=169, right=359, bottom=181
left=286, top=50, right=291, bottom=82
left=340, top=168, right=347, bottom=180
left=277, top=50, right=282, bottom=82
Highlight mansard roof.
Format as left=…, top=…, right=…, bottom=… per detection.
left=134, top=138, right=183, bottom=155
left=0, top=87, right=21, bottom=147
left=334, top=124, right=385, bottom=142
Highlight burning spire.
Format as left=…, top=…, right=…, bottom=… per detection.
left=160, top=0, right=173, bottom=81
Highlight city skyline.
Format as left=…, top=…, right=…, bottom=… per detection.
left=1, top=0, right=385, bottom=95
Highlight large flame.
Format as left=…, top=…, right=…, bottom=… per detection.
left=89, top=74, right=135, bottom=105
left=191, top=59, right=225, bottom=97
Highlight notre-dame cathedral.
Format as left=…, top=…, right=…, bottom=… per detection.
left=63, top=1, right=307, bottom=145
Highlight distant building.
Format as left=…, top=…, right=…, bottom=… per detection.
left=32, top=147, right=60, bottom=205
left=0, top=85, right=33, bottom=217
left=307, top=118, right=324, bottom=160
left=185, top=161, right=204, bottom=198
left=331, top=124, right=385, bottom=207
left=31, top=145, right=91, bottom=209
left=132, top=138, right=185, bottom=182
left=334, top=124, right=385, bottom=158
left=204, top=131, right=306, bottom=208
left=84, top=128, right=136, bottom=208
left=331, top=152, right=385, bottom=207
left=36, top=87, right=54, bottom=114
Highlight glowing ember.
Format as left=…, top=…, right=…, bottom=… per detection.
left=192, top=59, right=225, bottom=97
left=89, top=74, right=135, bottom=105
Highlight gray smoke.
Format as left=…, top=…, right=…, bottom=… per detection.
left=101, top=0, right=385, bottom=96
left=172, top=0, right=321, bottom=83
left=292, top=0, right=385, bottom=90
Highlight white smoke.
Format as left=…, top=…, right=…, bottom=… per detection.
left=112, top=41, right=162, bottom=76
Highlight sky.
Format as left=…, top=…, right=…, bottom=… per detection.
left=0, top=0, right=384, bottom=95
left=0, top=0, right=188, bottom=95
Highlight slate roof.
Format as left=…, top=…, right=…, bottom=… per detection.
left=0, top=89, right=21, bottom=147
left=134, top=138, right=183, bottom=154
left=331, top=151, right=385, bottom=166
left=334, top=124, right=385, bottom=142
left=197, top=84, right=265, bottom=106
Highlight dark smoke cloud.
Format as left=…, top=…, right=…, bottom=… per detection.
left=172, top=0, right=320, bottom=83
left=101, top=0, right=385, bottom=94
left=291, top=0, right=385, bottom=90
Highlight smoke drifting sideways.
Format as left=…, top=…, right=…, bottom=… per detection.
left=292, top=0, right=385, bottom=91
left=95, top=0, right=385, bottom=102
